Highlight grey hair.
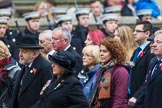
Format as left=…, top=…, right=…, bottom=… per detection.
left=52, top=27, right=72, bottom=44
left=154, top=29, right=162, bottom=36
left=39, top=30, right=52, bottom=41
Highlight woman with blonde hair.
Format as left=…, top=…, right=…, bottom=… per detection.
left=114, top=25, right=138, bottom=60
left=0, top=40, right=20, bottom=108
left=78, top=45, right=100, bottom=103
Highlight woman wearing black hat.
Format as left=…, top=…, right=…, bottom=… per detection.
left=31, top=51, right=89, bottom=108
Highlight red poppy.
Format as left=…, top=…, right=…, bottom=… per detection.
left=160, top=66, right=162, bottom=70
left=139, top=52, right=144, bottom=57
left=33, top=69, right=38, bottom=75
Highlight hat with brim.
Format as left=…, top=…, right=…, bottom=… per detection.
left=23, top=11, right=40, bottom=21
left=55, top=14, right=72, bottom=24
left=16, top=35, right=43, bottom=49
left=0, top=9, right=12, bottom=17
left=48, top=51, right=76, bottom=74
left=101, top=13, right=119, bottom=22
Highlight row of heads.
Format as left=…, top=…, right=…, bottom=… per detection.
left=0, top=6, right=152, bottom=21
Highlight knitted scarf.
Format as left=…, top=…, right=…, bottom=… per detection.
left=91, top=60, right=116, bottom=108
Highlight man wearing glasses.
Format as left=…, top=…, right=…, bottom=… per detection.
left=128, top=21, right=154, bottom=104
left=128, top=30, right=162, bottom=108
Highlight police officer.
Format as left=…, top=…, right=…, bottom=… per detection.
left=22, top=11, right=41, bottom=38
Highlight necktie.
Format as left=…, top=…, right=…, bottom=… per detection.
left=132, top=47, right=142, bottom=62
left=128, top=47, right=142, bottom=95
left=20, top=66, right=30, bottom=85
left=151, top=60, right=162, bottom=78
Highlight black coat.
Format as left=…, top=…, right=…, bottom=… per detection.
left=73, top=25, right=89, bottom=48
left=71, top=30, right=83, bottom=56
left=66, top=46, right=83, bottom=77
left=11, top=54, right=52, bottom=108
left=130, top=44, right=154, bottom=97
left=23, top=28, right=40, bottom=38
left=31, top=74, right=89, bottom=108
left=135, top=57, right=162, bottom=108
left=121, top=4, right=134, bottom=16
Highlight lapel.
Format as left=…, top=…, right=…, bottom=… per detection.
left=19, top=54, right=42, bottom=95
left=134, top=44, right=150, bottom=65
left=46, top=75, right=66, bottom=96
left=146, top=57, right=162, bottom=84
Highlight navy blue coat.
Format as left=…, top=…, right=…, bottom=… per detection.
left=135, top=57, right=162, bottom=108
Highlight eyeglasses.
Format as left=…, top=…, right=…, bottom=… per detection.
left=134, top=30, right=146, bottom=33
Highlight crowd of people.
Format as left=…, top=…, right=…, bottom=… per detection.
left=0, top=0, right=162, bottom=108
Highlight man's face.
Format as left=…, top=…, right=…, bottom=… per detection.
left=78, top=15, right=89, bottom=28
left=26, top=19, right=40, bottom=32
left=141, top=16, right=152, bottom=22
left=19, top=48, right=35, bottom=65
left=103, top=20, right=118, bottom=33
left=0, top=24, right=7, bottom=38
left=51, top=30, right=66, bottom=51
left=39, top=35, right=52, bottom=54
left=151, top=33, right=162, bottom=58
left=133, top=24, right=148, bottom=45
left=61, top=21, right=73, bottom=32
left=90, top=1, right=102, bottom=16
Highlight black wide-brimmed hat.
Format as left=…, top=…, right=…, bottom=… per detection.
left=16, top=34, right=44, bottom=49
left=48, top=51, right=76, bottom=73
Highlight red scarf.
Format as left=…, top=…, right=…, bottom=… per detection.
left=0, top=57, right=11, bottom=81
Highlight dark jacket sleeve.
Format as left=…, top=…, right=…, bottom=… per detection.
left=67, top=81, right=89, bottom=108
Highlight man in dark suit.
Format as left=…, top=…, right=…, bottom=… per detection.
left=55, top=14, right=82, bottom=56
left=129, top=30, right=162, bottom=108
left=51, top=27, right=83, bottom=77
left=12, top=35, right=52, bottom=108
left=128, top=21, right=154, bottom=99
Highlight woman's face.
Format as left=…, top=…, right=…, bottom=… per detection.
left=51, top=63, right=64, bottom=77
left=100, top=45, right=112, bottom=64
left=85, top=35, right=93, bottom=46
left=114, top=30, right=121, bottom=42
left=82, top=52, right=95, bottom=69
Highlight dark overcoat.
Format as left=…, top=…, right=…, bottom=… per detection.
left=130, top=44, right=154, bottom=97
left=31, top=74, right=89, bottom=108
left=11, top=54, right=52, bottom=108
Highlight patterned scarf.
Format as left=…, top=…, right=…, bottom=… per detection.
left=91, top=60, right=116, bottom=108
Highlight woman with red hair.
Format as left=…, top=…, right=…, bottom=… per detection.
left=85, top=29, right=105, bottom=46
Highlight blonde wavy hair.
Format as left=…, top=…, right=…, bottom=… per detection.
left=115, top=25, right=138, bottom=60
left=0, top=40, right=11, bottom=60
